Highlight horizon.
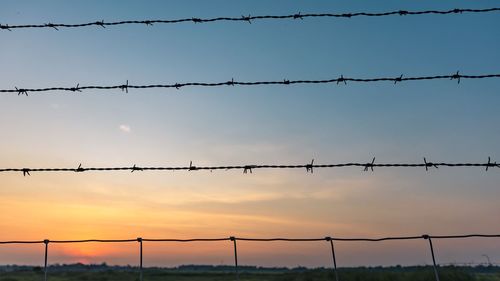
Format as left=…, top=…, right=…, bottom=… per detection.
left=2, top=263, right=499, bottom=269
left=1, top=0, right=499, bottom=269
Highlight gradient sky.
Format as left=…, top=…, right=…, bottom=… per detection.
left=0, top=0, right=499, bottom=268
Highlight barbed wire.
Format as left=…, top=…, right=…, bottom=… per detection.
left=1, top=72, right=500, bottom=96
left=1, top=8, right=499, bottom=31
left=1, top=157, right=499, bottom=176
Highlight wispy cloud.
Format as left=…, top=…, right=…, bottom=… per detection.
left=119, top=124, right=131, bottom=133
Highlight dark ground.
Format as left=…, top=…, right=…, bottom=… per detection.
left=0, top=265, right=499, bottom=281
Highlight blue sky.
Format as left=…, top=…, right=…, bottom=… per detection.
left=0, top=0, right=499, bottom=267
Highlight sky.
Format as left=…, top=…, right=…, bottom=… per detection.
left=0, top=0, right=499, bottom=268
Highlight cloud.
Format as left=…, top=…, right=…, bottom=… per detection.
left=119, top=124, right=131, bottom=133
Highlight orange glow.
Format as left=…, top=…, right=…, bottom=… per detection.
left=1, top=172, right=499, bottom=267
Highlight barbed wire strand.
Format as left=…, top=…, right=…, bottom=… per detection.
left=2, top=72, right=500, bottom=96
left=1, top=8, right=499, bottom=31
left=2, top=157, right=499, bottom=176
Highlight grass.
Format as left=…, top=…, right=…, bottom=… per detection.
left=0, top=266, right=499, bottom=281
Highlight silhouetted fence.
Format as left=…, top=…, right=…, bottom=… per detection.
left=1, top=234, right=499, bottom=281
left=2, top=157, right=499, bottom=176
left=1, top=5, right=499, bottom=281
left=1, top=7, right=499, bottom=31
left=2, top=72, right=500, bottom=96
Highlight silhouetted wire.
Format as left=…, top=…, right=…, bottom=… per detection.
left=143, top=238, right=232, bottom=242
left=1, top=157, right=499, bottom=176
left=1, top=234, right=499, bottom=244
left=1, top=8, right=499, bottom=31
left=2, top=72, right=500, bottom=95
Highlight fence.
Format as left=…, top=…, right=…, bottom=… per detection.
left=1, top=233, right=499, bottom=281
left=2, top=72, right=500, bottom=96
left=1, top=158, right=499, bottom=176
left=1, top=5, right=499, bottom=281
left=1, top=7, right=499, bottom=31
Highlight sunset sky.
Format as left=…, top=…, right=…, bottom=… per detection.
left=0, top=0, right=499, bottom=268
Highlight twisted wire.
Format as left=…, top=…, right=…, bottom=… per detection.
left=2, top=73, right=499, bottom=95
left=1, top=8, right=499, bottom=31
left=1, top=157, right=499, bottom=176
left=1, top=234, right=498, bottom=244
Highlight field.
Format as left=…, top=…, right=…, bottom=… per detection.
left=1, top=266, right=499, bottom=281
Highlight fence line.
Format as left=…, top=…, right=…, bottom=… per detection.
left=425, top=236, right=441, bottom=281
left=2, top=157, right=499, bottom=176
left=327, top=237, right=340, bottom=281
left=138, top=237, right=143, bottom=281
left=1, top=8, right=499, bottom=31
left=2, top=72, right=500, bottom=96
left=1, top=234, right=499, bottom=281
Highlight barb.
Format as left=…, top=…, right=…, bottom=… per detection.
left=293, top=13, right=304, bottom=20
left=337, top=75, right=347, bottom=85
left=189, top=161, right=197, bottom=171
left=451, top=71, right=461, bottom=84
left=69, top=83, right=81, bottom=92
left=131, top=164, right=143, bottom=173
left=0, top=24, right=12, bottom=31
left=95, top=21, right=106, bottom=28
left=22, top=168, right=30, bottom=177
left=486, top=157, right=499, bottom=171
left=15, top=87, right=28, bottom=96
left=1, top=157, right=498, bottom=176
left=394, top=74, right=403, bottom=84
left=45, top=23, right=58, bottom=30
left=74, top=163, right=85, bottom=172
left=1, top=72, right=499, bottom=95
left=363, top=157, right=376, bottom=172
left=306, top=159, right=314, bottom=174
left=119, top=80, right=129, bottom=93
left=424, top=157, right=439, bottom=171
left=1, top=8, right=499, bottom=31
left=241, top=14, right=252, bottom=24
left=243, top=165, right=254, bottom=174
left=1, top=233, right=498, bottom=244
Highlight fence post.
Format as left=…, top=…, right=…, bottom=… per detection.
left=43, top=239, right=49, bottom=281
left=423, top=235, right=440, bottom=281
left=326, top=237, right=339, bottom=281
left=230, top=237, right=239, bottom=281
left=137, top=237, right=143, bottom=281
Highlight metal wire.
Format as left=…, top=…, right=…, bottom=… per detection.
left=327, top=237, right=340, bottom=281
left=1, top=157, right=498, bottom=176
left=2, top=234, right=497, bottom=281
left=43, top=240, right=48, bottom=281
left=2, top=73, right=499, bottom=96
left=1, top=8, right=499, bottom=31
left=425, top=236, right=441, bottom=281
left=1, top=234, right=498, bottom=244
